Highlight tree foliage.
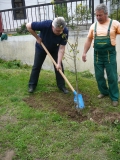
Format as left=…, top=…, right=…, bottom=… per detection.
left=109, top=0, right=120, bottom=21
left=54, top=3, right=72, bottom=25
left=16, top=23, right=29, bottom=34
left=109, top=9, right=120, bottom=21
left=52, top=1, right=91, bottom=27
left=73, top=4, right=91, bottom=25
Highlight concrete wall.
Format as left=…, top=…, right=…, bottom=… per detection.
left=0, top=32, right=120, bottom=75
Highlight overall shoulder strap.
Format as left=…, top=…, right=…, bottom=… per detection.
left=107, top=19, right=113, bottom=36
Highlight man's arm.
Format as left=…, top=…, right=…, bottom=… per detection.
left=56, top=45, right=65, bottom=70
left=26, top=22, right=42, bottom=44
left=82, top=37, right=93, bottom=62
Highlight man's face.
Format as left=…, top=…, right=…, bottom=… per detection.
left=52, top=26, right=63, bottom=35
left=95, top=10, right=108, bottom=24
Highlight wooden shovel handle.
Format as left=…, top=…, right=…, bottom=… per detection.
left=41, top=42, right=75, bottom=92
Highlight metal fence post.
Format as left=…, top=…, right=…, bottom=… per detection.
left=92, top=0, right=94, bottom=24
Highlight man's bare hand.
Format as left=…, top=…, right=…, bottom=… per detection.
left=36, top=37, right=42, bottom=45
left=56, top=64, right=62, bottom=71
left=82, top=53, right=87, bottom=62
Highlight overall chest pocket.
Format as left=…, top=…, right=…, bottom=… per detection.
left=94, top=36, right=111, bottom=50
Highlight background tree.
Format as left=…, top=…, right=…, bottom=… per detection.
left=73, top=3, right=91, bottom=25
left=109, top=0, right=120, bottom=21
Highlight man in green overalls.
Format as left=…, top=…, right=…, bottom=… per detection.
left=82, top=3, right=120, bottom=107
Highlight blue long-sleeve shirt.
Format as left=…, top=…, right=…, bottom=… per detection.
left=31, top=20, right=68, bottom=52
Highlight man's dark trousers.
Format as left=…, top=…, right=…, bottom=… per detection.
left=29, top=46, right=65, bottom=89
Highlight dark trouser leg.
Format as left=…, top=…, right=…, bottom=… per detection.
left=29, top=47, right=46, bottom=88
left=94, top=50, right=119, bottom=101
left=94, top=52, right=109, bottom=95
left=52, top=53, right=65, bottom=88
left=94, top=63, right=109, bottom=95
left=105, top=52, right=119, bottom=101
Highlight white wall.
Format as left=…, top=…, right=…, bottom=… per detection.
left=0, top=33, right=120, bottom=75
left=0, top=0, right=12, bottom=10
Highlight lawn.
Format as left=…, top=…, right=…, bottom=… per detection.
left=0, top=59, right=120, bottom=160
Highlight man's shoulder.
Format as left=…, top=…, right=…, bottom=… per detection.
left=112, top=19, right=120, bottom=25
left=41, top=20, right=52, bottom=26
left=89, top=23, right=95, bottom=30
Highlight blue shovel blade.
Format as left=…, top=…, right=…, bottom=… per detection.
left=73, top=91, right=85, bottom=109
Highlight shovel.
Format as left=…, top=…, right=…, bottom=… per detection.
left=41, top=42, right=85, bottom=109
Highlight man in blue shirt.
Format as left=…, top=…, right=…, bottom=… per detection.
left=26, top=17, right=69, bottom=94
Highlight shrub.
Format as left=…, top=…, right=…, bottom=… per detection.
left=16, top=23, right=29, bottom=34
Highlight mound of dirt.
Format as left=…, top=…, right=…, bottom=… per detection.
left=23, top=91, right=120, bottom=124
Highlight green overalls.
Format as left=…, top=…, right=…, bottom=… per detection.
left=94, top=19, right=119, bottom=101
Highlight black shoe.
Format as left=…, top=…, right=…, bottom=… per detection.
left=28, top=86, right=35, bottom=93
left=59, top=87, right=69, bottom=94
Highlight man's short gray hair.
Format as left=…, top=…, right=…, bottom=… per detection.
left=95, top=3, right=108, bottom=14
left=52, top=17, right=66, bottom=29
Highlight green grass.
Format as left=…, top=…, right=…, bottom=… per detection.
left=0, top=59, right=120, bottom=160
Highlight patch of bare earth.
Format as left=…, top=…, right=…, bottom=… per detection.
left=23, top=91, right=120, bottom=124
left=1, top=150, right=15, bottom=160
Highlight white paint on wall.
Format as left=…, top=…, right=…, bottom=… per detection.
left=0, top=33, right=120, bottom=75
